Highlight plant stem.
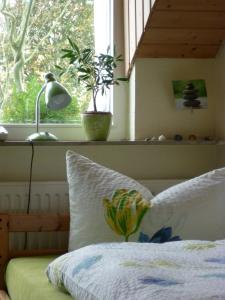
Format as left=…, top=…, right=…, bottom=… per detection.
left=93, top=88, right=97, bottom=112
left=93, top=97, right=97, bottom=112
left=125, top=236, right=129, bottom=242
left=92, top=89, right=97, bottom=112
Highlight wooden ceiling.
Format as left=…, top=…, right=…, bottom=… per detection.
left=137, top=0, right=225, bottom=58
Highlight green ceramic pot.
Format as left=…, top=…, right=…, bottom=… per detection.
left=82, top=112, right=112, bottom=141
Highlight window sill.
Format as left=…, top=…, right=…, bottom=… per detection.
left=0, top=140, right=219, bottom=146
left=2, top=121, right=127, bottom=141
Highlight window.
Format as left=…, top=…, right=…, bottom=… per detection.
left=0, top=0, right=127, bottom=140
left=0, top=0, right=95, bottom=125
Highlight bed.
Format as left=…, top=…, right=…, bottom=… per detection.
left=1, top=152, right=225, bottom=299
left=5, top=256, right=72, bottom=300
left=0, top=213, right=71, bottom=300
left=2, top=213, right=225, bottom=300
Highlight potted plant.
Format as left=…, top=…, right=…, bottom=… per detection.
left=57, top=38, right=127, bottom=141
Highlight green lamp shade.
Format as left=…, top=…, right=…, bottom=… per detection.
left=26, top=73, right=72, bottom=141
left=45, top=81, right=71, bottom=110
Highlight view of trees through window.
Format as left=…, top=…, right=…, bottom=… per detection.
left=0, top=0, right=94, bottom=124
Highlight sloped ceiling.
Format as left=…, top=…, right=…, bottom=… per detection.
left=137, top=0, right=225, bottom=58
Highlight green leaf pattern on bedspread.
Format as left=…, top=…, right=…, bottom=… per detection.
left=120, top=259, right=180, bottom=269
left=184, top=242, right=217, bottom=251
left=47, top=240, right=225, bottom=300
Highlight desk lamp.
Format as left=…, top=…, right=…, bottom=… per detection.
left=27, top=72, right=71, bottom=141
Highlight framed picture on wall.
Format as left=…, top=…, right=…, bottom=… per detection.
left=172, top=79, right=208, bottom=110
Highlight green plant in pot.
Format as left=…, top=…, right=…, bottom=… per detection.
left=57, top=38, right=127, bottom=141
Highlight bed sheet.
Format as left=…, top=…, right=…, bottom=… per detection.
left=5, top=256, right=73, bottom=300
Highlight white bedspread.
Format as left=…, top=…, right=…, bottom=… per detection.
left=47, top=240, right=225, bottom=300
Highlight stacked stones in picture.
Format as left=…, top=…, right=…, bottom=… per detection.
left=182, top=82, right=200, bottom=108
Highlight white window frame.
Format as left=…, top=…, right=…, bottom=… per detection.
left=2, top=0, right=128, bottom=141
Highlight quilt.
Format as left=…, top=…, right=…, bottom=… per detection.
left=47, top=240, right=225, bottom=300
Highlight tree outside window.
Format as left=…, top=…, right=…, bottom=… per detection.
left=0, top=0, right=94, bottom=124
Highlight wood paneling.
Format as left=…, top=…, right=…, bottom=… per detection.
left=0, top=216, right=9, bottom=289
left=10, top=249, right=67, bottom=258
left=137, top=44, right=220, bottom=58
left=143, top=0, right=151, bottom=27
left=149, top=11, right=225, bottom=29
left=129, top=0, right=136, bottom=63
left=154, top=0, right=225, bottom=11
left=151, top=0, right=156, bottom=7
left=124, top=0, right=225, bottom=75
left=0, top=290, right=10, bottom=300
left=124, top=0, right=130, bottom=74
left=9, top=214, right=69, bottom=232
left=0, top=213, right=69, bottom=290
left=143, top=29, right=225, bottom=44
left=136, top=0, right=144, bottom=43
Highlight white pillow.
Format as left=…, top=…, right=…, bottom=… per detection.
left=142, top=167, right=225, bottom=241
left=66, top=150, right=153, bottom=250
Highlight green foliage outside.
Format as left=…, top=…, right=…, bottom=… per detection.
left=0, top=0, right=94, bottom=124
left=172, top=80, right=207, bottom=99
left=2, top=76, right=82, bottom=123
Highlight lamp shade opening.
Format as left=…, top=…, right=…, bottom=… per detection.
left=26, top=72, right=72, bottom=141
left=45, top=81, right=72, bottom=110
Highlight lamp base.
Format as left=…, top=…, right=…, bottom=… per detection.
left=27, top=131, right=58, bottom=141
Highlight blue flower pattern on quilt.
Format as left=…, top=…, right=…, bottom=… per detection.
left=72, top=255, right=102, bottom=276
left=205, top=258, right=225, bottom=264
left=139, top=276, right=182, bottom=286
left=200, top=273, right=225, bottom=279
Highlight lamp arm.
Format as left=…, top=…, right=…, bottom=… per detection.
left=35, top=84, right=46, bottom=133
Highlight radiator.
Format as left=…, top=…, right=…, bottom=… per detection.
left=0, top=182, right=69, bottom=250
left=0, top=179, right=183, bottom=250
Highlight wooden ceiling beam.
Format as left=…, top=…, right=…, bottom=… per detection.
left=154, top=0, right=225, bottom=11
left=143, top=29, right=225, bottom=45
left=148, top=11, right=225, bottom=29
left=137, top=43, right=220, bottom=58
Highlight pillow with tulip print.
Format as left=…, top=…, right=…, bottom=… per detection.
left=103, top=189, right=151, bottom=242
left=66, top=151, right=153, bottom=251
left=103, top=188, right=181, bottom=243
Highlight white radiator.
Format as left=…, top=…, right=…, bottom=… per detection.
left=0, top=179, right=183, bottom=250
left=0, top=182, right=69, bottom=213
left=0, top=182, right=70, bottom=250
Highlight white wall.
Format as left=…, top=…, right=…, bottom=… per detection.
left=132, top=58, right=218, bottom=140
left=127, top=49, right=225, bottom=170
left=215, top=43, right=225, bottom=139
left=0, top=144, right=217, bottom=181
left=215, top=43, right=225, bottom=166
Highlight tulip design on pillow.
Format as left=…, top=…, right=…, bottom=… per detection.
left=103, top=189, right=151, bottom=242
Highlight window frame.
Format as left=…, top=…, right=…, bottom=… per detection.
left=1, top=0, right=128, bottom=141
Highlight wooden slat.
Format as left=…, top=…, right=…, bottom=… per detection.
left=8, top=214, right=69, bottom=232
left=136, top=0, right=144, bottom=44
left=10, top=248, right=67, bottom=258
left=0, top=213, right=69, bottom=292
left=0, top=216, right=9, bottom=290
left=129, top=0, right=137, bottom=61
left=151, top=0, right=157, bottom=8
left=142, top=28, right=225, bottom=44
left=154, top=0, right=225, bottom=11
left=137, top=43, right=220, bottom=58
left=143, top=0, right=151, bottom=27
left=0, top=290, right=10, bottom=300
left=125, top=0, right=225, bottom=73
left=124, top=0, right=130, bottom=75
left=149, top=11, right=225, bottom=29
